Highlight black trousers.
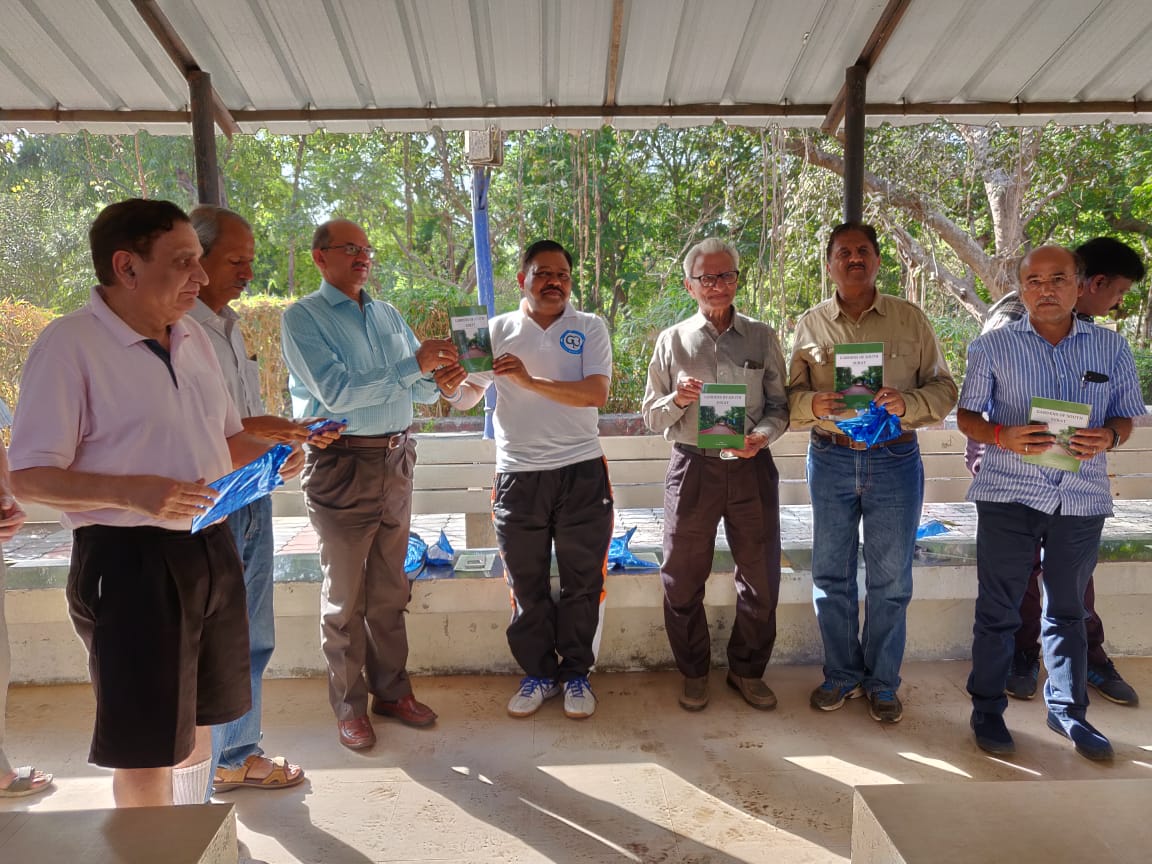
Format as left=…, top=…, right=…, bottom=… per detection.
left=661, top=445, right=781, bottom=679
left=493, top=457, right=613, bottom=681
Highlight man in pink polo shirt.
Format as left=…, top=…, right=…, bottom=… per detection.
left=9, top=198, right=296, bottom=808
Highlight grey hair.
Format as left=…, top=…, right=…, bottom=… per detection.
left=189, top=205, right=251, bottom=256
left=682, top=237, right=740, bottom=280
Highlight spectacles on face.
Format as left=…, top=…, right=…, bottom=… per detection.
left=689, top=270, right=739, bottom=288
left=321, top=243, right=375, bottom=260
left=530, top=268, right=571, bottom=283
left=1022, top=274, right=1072, bottom=291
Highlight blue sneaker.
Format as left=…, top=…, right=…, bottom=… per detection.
left=507, top=676, right=560, bottom=718
left=1046, top=710, right=1113, bottom=761
left=810, top=680, right=864, bottom=711
left=1087, top=660, right=1139, bottom=706
left=867, top=689, right=903, bottom=723
left=563, top=676, right=597, bottom=719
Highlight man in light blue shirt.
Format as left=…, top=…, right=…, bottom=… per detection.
left=281, top=219, right=457, bottom=750
left=958, top=245, right=1146, bottom=761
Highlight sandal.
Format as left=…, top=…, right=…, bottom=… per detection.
left=0, top=765, right=54, bottom=798
left=213, top=754, right=305, bottom=792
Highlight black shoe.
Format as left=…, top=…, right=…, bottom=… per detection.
left=1004, top=652, right=1040, bottom=700
left=971, top=710, right=1015, bottom=755
left=1087, top=660, right=1139, bottom=706
left=1045, top=710, right=1113, bottom=761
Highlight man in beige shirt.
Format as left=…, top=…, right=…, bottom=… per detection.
left=643, top=238, right=789, bottom=712
left=788, top=222, right=957, bottom=724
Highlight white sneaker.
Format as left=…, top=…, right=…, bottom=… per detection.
left=563, top=676, right=596, bottom=719
left=507, top=676, right=560, bottom=717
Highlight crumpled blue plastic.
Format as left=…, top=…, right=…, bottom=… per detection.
left=426, top=529, right=455, bottom=565
left=608, top=526, right=659, bottom=570
left=834, top=402, right=903, bottom=447
left=405, top=532, right=428, bottom=577
left=915, top=519, right=950, bottom=539
left=192, top=443, right=292, bottom=533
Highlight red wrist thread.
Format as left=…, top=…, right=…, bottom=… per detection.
left=994, top=424, right=1003, bottom=447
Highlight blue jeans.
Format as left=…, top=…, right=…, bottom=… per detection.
left=807, top=435, right=924, bottom=692
left=211, top=496, right=275, bottom=773
left=968, top=502, right=1104, bottom=719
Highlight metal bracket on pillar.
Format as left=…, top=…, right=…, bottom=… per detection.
left=843, top=64, right=867, bottom=224
left=188, top=69, right=221, bottom=206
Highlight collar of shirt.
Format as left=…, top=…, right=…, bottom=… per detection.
left=828, top=290, right=887, bottom=321
left=520, top=300, right=576, bottom=332
left=88, top=285, right=191, bottom=350
left=188, top=297, right=239, bottom=331
left=1007, top=310, right=1090, bottom=342
left=319, top=279, right=371, bottom=308
left=688, top=307, right=748, bottom=337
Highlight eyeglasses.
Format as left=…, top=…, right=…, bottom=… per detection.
left=321, top=243, right=375, bottom=260
left=1022, top=274, right=1071, bottom=291
left=689, top=270, right=739, bottom=287
left=529, top=268, right=571, bottom=283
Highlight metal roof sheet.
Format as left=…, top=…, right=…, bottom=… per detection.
left=2, top=0, right=1151, bottom=135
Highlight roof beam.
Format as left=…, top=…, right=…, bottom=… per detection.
left=6, top=99, right=1152, bottom=127
left=821, top=0, right=913, bottom=135
left=603, top=0, right=626, bottom=114
left=131, top=0, right=240, bottom=137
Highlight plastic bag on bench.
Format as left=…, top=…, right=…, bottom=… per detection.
left=608, top=526, right=659, bottom=570
left=405, top=532, right=428, bottom=580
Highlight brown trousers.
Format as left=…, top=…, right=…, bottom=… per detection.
left=661, top=445, right=782, bottom=679
left=303, top=435, right=416, bottom=721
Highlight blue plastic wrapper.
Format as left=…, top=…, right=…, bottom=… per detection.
left=834, top=402, right=903, bottom=447
left=191, top=443, right=292, bottom=533
left=405, top=532, right=428, bottom=578
left=426, top=529, right=455, bottom=565
left=915, top=519, right=950, bottom=539
left=608, top=526, right=659, bottom=570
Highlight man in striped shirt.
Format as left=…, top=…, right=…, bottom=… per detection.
left=958, top=245, right=1146, bottom=761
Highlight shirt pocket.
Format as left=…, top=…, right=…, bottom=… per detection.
left=886, top=340, right=923, bottom=389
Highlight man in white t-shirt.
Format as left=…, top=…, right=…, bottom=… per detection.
left=439, top=240, right=613, bottom=720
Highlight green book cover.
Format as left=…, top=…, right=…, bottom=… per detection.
left=449, top=305, right=493, bottom=372
left=1023, top=396, right=1092, bottom=473
left=698, top=383, right=746, bottom=449
left=834, top=342, right=884, bottom=409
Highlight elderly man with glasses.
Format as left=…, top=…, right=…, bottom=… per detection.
left=281, top=219, right=457, bottom=750
left=642, top=237, right=789, bottom=712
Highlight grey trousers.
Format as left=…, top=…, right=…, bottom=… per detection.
left=303, top=436, right=416, bottom=721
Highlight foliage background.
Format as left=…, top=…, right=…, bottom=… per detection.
left=3, top=122, right=1152, bottom=417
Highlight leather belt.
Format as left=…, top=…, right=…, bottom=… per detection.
left=812, top=429, right=916, bottom=451
left=674, top=442, right=725, bottom=458
left=329, top=431, right=409, bottom=450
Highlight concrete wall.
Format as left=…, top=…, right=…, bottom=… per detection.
left=7, top=562, right=1151, bottom=685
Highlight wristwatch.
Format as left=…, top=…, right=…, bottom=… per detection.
left=1107, top=427, right=1121, bottom=450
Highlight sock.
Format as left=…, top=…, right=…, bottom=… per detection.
left=172, top=758, right=213, bottom=805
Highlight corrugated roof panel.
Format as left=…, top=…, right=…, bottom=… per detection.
left=661, top=0, right=756, bottom=104
left=780, top=0, right=888, bottom=105
left=724, top=0, right=824, bottom=105
left=616, top=0, right=684, bottom=105
left=410, top=0, right=485, bottom=107
left=252, top=0, right=362, bottom=106
left=1020, top=0, right=1152, bottom=101
left=341, top=1, right=425, bottom=108
left=486, top=0, right=544, bottom=106
left=551, top=0, right=614, bottom=106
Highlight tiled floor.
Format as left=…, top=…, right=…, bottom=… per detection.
left=4, top=660, right=1152, bottom=863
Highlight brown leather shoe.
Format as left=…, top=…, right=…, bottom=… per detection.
left=679, top=676, right=710, bottom=711
left=726, top=672, right=778, bottom=710
left=371, top=693, right=438, bottom=728
left=337, top=715, right=376, bottom=750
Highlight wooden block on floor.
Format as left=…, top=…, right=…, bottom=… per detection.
left=0, top=804, right=236, bottom=864
left=852, top=779, right=1152, bottom=863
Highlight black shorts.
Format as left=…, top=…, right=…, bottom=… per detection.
left=67, top=522, right=251, bottom=769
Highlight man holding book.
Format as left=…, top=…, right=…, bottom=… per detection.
left=970, top=237, right=1145, bottom=706
left=434, top=240, right=613, bottom=720
left=787, top=222, right=958, bottom=724
left=281, top=219, right=456, bottom=750
left=958, top=244, right=1145, bottom=760
left=641, top=238, right=789, bottom=712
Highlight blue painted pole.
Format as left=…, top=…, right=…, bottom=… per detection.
left=471, top=166, right=497, bottom=439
